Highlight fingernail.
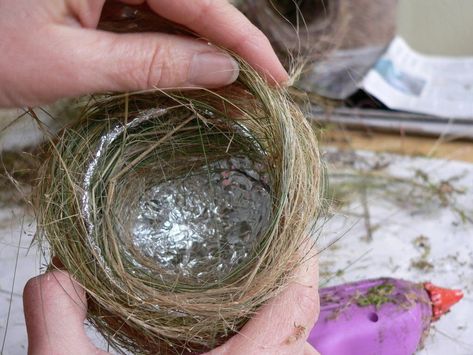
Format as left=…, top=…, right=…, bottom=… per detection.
left=188, top=52, right=239, bottom=87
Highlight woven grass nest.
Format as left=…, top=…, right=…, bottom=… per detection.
left=36, top=62, right=323, bottom=354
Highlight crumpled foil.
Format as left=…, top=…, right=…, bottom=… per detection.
left=132, top=156, right=271, bottom=283
left=82, top=108, right=271, bottom=284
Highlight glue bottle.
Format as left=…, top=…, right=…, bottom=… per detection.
left=308, top=277, right=463, bottom=355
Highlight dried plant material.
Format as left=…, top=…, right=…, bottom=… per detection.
left=284, top=324, right=307, bottom=344
left=35, top=60, right=324, bottom=354
left=0, top=149, right=40, bottom=208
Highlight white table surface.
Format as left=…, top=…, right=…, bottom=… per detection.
left=0, top=149, right=472, bottom=354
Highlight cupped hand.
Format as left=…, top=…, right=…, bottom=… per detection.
left=23, top=256, right=320, bottom=355
left=0, top=0, right=288, bottom=108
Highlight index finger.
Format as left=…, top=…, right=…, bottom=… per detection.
left=144, top=0, right=289, bottom=84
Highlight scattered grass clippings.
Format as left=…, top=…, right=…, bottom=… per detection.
left=411, top=260, right=434, bottom=271
left=0, top=149, right=41, bottom=207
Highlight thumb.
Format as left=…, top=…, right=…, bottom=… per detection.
left=209, top=252, right=320, bottom=355
left=16, top=25, right=239, bottom=106
left=23, top=270, right=106, bottom=355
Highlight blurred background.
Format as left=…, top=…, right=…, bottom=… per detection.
left=398, top=0, right=473, bottom=56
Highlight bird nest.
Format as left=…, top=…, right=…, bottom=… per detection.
left=36, top=62, right=323, bottom=354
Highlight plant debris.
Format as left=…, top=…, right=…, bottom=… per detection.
left=356, top=283, right=395, bottom=309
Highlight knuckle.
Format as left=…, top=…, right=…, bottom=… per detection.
left=112, top=36, right=166, bottom=89
left=142, top=39, right=191, bottom=88
left=144, top=42, right=166, bottom=88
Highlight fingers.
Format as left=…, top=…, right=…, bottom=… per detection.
left=144, top=0, right=288, bottom=84
left=23, top=266, right=318, bottom=355
left=8, top=26, right=239, bottom=106
left=1, top=0, right=286, bottom=107
left=23, top=271, right=104, bottom=355
left=210, top=252, right=320, bottom=355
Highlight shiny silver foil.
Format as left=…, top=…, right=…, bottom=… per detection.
left=81, top=108, right=271, bottom=284
left=82, top=109, right=167, bottom=287
left=132, top=156, right=271, bottom=283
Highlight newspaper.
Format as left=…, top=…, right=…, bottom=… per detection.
left=362, top=36, right=473, bottom=119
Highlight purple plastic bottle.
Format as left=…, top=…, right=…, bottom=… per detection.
left=307, top=278, right=463, bottom=355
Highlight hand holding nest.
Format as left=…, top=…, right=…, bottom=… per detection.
left=5, top=1, right=321, bottom=354
left=24, top=260, right=320, bottom=355
left=0, top=0, right=288, bottom=108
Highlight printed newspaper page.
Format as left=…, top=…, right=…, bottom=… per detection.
left=362, top=37, right=473, bottom=119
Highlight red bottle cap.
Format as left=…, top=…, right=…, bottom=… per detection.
left=424, top=282, right=463, bottom=321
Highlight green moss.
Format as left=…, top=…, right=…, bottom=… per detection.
left=356, top=283, right=395, bottom=309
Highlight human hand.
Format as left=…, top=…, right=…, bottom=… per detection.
left=0, top=0, right=288, bottom=108
left=23, top=257, right=320, bottom=355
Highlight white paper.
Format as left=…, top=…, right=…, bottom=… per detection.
left=362, top=37, right=473, bottom=119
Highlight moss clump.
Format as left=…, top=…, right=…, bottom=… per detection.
left=356, top=283, right=395, bottom=309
